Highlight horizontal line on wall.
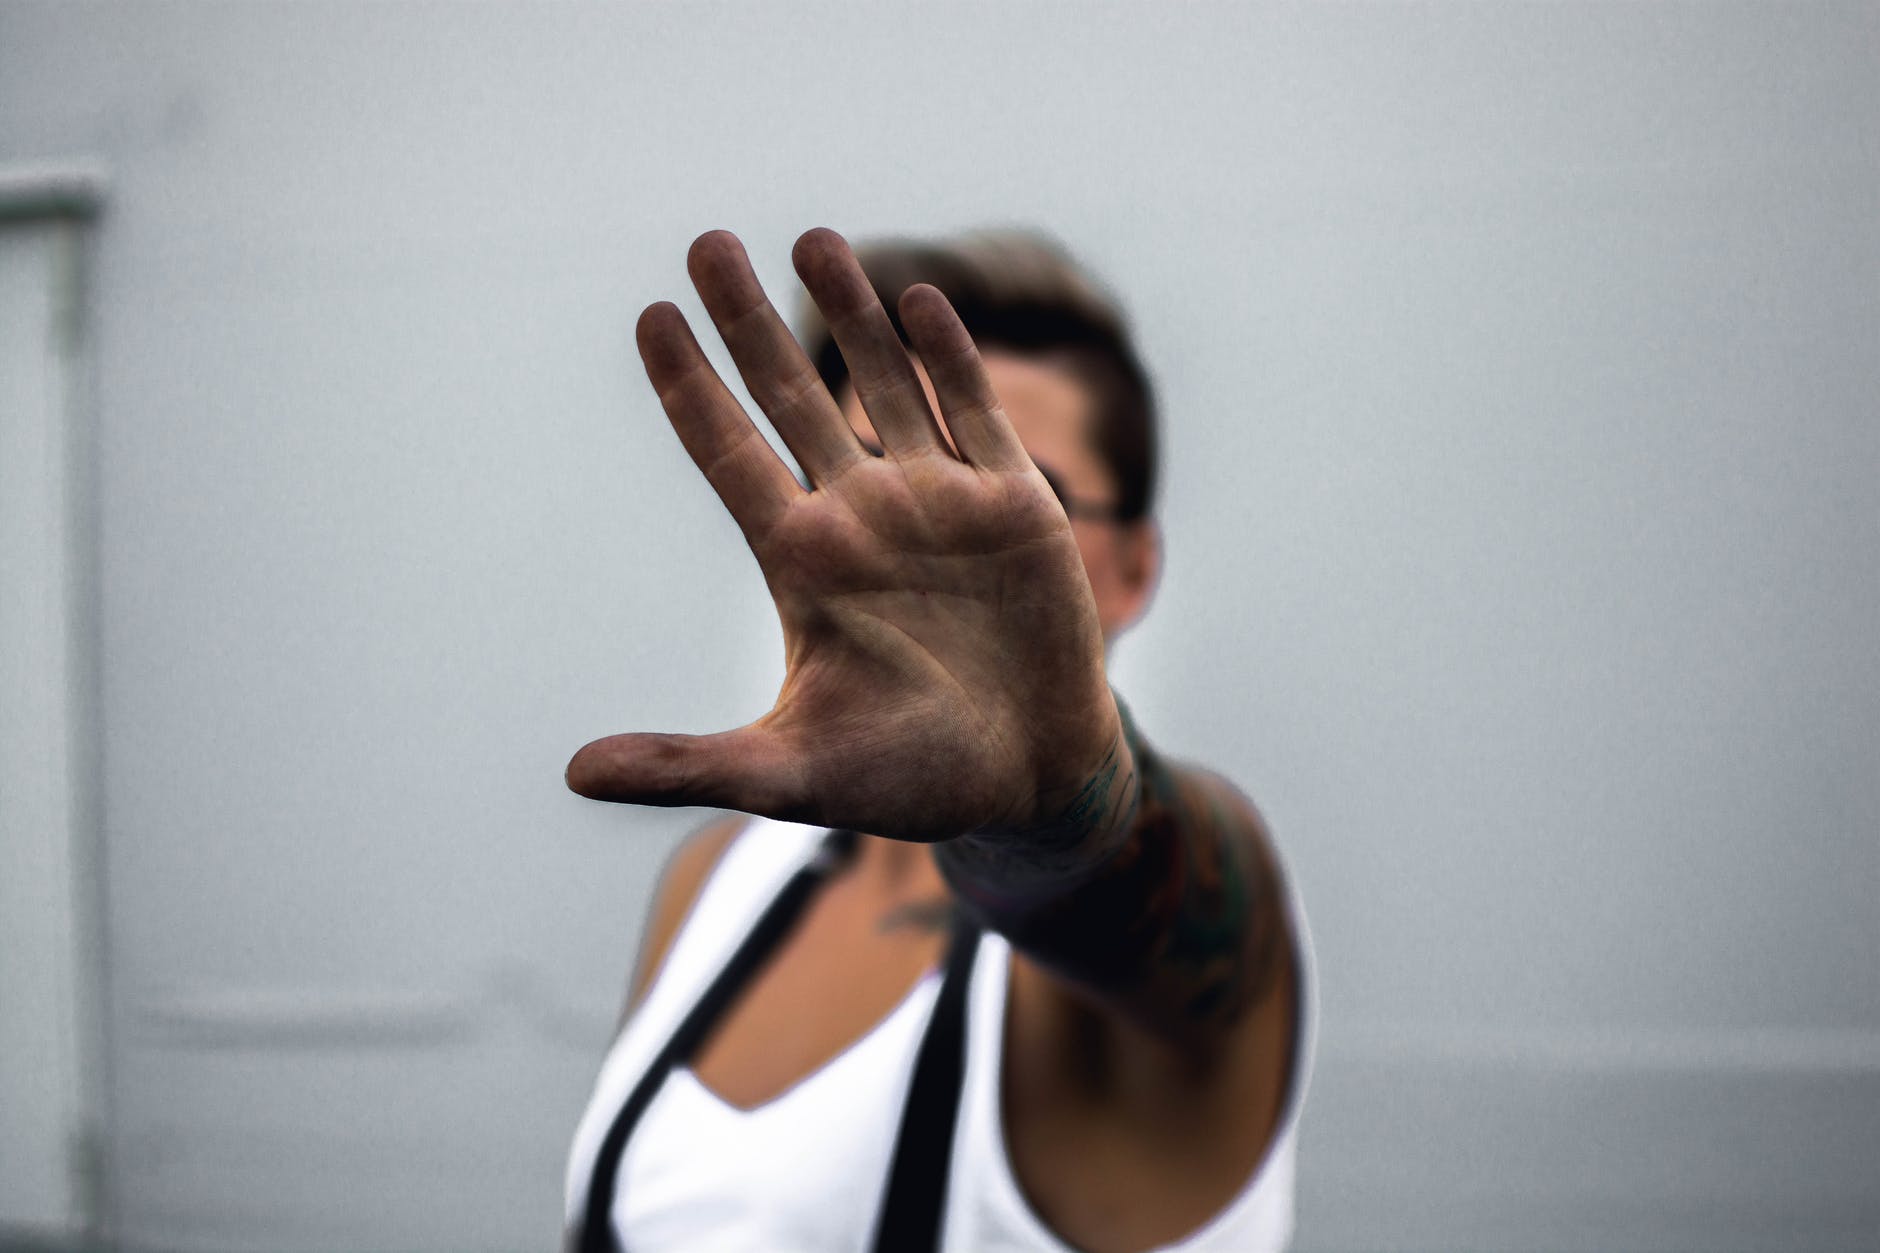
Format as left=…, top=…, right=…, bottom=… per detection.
left=1327, top=1021, right=1880, bottom=1075
left=132, top=987, right=480, bottom=1049
left=130, top=966, right=613, bottom=1051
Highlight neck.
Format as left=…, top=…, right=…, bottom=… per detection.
left=853, top=833, right=947, bottom=898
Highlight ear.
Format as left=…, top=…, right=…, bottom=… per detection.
left=1100, top=519, right=1162, bottom=639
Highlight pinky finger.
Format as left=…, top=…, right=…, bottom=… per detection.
left=897, top=284, right=1029, bottom=472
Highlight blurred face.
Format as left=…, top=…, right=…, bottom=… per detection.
left=837, top=349, right=1160, bottom=641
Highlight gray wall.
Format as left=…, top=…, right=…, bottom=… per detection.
left=2, top=3, right=1876, bottom=1249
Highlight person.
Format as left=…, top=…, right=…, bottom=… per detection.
left=561, top=227, right=1313, bottom=1252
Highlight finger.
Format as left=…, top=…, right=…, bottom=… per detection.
left=566, top=726, right=806, bottom=818
left=792, top=227, right=951, bottom=458
left=637, top=301, right=798, bottom=539
left=686, top=231, right=869, bottom=485
left=898, top=284, right=1030, bottom=472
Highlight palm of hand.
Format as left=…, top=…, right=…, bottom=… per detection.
left=567, top=229, right=1120, bottom=843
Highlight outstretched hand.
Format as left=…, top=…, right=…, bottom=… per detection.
left=566, top=229, right=1124, bottom=843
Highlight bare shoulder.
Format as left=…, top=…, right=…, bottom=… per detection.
left=1165, top=755, right=1278, bottom=854
left=621, top=813, right=750, bottom=1017
left=1002, top=759, right=1300, bottom=1251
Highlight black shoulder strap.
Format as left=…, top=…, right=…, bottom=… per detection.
left=868, top=917, right=984, bottom=1253
left=575, top=829, right=856, bottom=1253
left=573, top=831, right=983, bottom=1253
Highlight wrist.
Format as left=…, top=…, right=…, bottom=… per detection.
left=939, top=699, right=1143, bottom=906
left=1028, top=725, right=1140, bottom=853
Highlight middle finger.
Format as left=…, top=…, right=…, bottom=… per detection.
left=687, top=230, right=870, bottom=486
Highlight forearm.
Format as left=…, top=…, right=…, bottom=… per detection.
left=934, top=705, right=1287, bottom=1043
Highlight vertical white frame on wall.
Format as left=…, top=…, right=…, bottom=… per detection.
left=0, top=162, right=109, bottom=1242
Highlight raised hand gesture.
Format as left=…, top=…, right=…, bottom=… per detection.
left=566, top=229, right=1129, bottom=845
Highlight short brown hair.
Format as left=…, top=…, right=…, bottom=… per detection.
left=799, top=231, right=1158, bottom=522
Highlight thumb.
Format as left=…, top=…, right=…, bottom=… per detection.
left=565, top=726, right=804, bottom=816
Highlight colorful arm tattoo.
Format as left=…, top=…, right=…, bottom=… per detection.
left=933, top=703, right=1286, bottom=1038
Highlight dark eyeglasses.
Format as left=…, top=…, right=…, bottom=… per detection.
left=857, top=440, right=1126, bottom=524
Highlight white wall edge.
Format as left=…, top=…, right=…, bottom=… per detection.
left=0, top=160, right=110, bottom=221
left=0, top=192, right=111, bottom=1236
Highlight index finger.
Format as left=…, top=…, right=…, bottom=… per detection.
left=637, top=300, right=799, bottom=541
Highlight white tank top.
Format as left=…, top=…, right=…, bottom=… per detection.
left=564, top=818, right=1317, bottom=1252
